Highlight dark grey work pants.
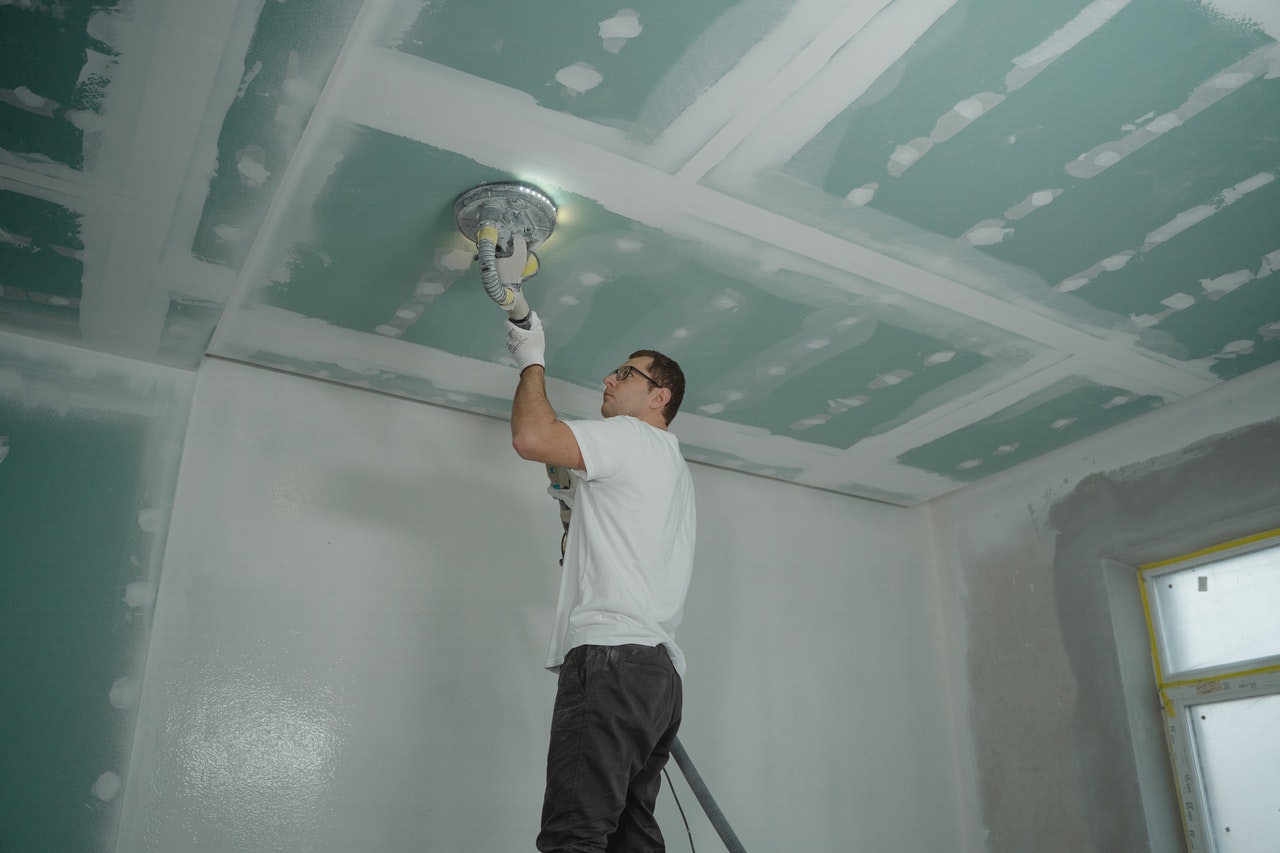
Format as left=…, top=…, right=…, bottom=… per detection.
left=537, top=644, right=683, bottom=853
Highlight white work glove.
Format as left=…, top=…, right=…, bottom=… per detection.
left=506, top=310, right=545, bottom=373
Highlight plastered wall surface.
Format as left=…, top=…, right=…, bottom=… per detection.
left=929, top=361, right=1280, bottom=852
left=0, top=332, right=192, bottom=852
left=3, top=305, right=1272, bottom=853
left=116, top=356, right=963, bottom=852
left=116, top=357, right=557, bottom=852
left=680, top=460, right=965, bottom=851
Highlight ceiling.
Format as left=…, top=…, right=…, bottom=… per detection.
left=2, top=0, right=1277, bottom=506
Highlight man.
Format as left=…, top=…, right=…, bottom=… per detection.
left=506, top=311, right=697, bottom=853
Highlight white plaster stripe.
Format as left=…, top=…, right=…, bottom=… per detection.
left=77, top=0, right=251, bottom=359
left=1011, top=0, right=1133, bottom=72
left=0, top=329, right=190, bottom=417
left=670, top=0, right=899, bottom=181
left=701, top=0, right=956, bottom=181
left=643, top=0, right=860, bottom=173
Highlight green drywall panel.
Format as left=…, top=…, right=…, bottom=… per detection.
left=0, top=339, right=192, bottom=853
left=0, top=189, right=84, bottom=250
left=259, top=123, right=826, bottom=388
left=0, top=190, right=84, bottom=329
left=0, top=406, right=145, bottom=851
left=794, top=0, right=1269, bottom=237
left=978, top=80, right=1280, bottom=289
left=0, top=0, right=120, bottom=169
left=260, top=124, right=495, bottom=331
left=0, top=239, right=83, bottom=299
left=792, top=0, right=1096, bottom=215
left=1204, top=335, right=1280, bottom=381
left=1067, top=174, right=1280, bottom=372
left=896, top=377, right=1164, bottom=482
left=727, top=323, right=986, bottom=447
left=391, top=0, right=790, bottom=140
left=537, top=239, right=817, bottom=398
left=191, top=0, right=361, bottom=268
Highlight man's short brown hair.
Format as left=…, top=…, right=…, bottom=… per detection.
left=630, top=350, right=685, bottom=425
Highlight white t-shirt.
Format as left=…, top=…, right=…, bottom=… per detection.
left=545, top=415, right=696, bottom=677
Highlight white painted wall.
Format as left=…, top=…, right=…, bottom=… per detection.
left=677, top=459, right=965, bottom=852
left=929, top=362, right=1280, bottom=853
left=116, top=357, right=965, bottom=852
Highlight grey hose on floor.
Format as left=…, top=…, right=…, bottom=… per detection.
left=671, top=736, right=747, bottom=852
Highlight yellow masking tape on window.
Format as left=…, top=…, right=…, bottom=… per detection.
left=1139, top=527, right=1280, bottom=571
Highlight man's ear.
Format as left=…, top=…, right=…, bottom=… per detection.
left=650, top=386, right=672, bottom=412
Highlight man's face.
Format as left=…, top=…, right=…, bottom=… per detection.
left=601, top=356, right=659, bottom=420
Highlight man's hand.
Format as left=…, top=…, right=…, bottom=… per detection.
left=506, top=311, right=545, bottom=373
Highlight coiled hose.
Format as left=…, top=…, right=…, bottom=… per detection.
left=476, top=221, right=532, bottom=328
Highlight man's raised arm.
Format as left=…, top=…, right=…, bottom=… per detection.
left=506, top=313, right=585, bottom=471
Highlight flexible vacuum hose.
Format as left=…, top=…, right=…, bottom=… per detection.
left=476, top=220, right=532, bottom=328
left=671, top=736, right=747, bottom=852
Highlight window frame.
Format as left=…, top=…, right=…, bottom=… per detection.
left=1136, top=529, right=1280, bottom=853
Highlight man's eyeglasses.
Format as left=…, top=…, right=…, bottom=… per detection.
left=605, top=365, right=661, bottom=387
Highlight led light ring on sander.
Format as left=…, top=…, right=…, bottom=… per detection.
left=453, top=181, right=557, bottom=251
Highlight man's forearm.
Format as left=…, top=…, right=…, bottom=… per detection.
left=512, top=365, right=556, bottom=443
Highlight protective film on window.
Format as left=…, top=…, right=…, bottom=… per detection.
left=1147, top=544, right=1280, bottom=678
left=1189, top=693, right=1280, bottom=853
